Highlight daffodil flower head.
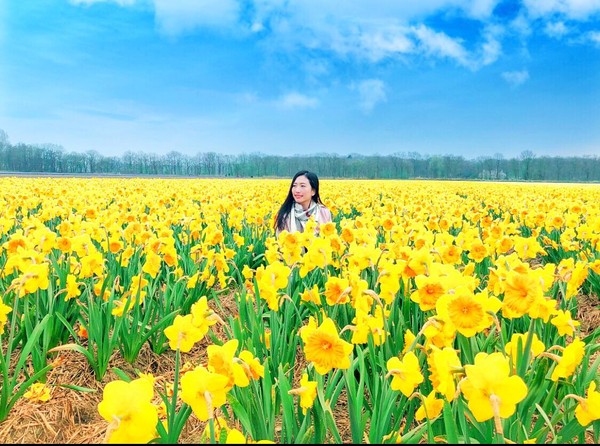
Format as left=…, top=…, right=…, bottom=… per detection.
left=460, top=352, right=527, bottom=422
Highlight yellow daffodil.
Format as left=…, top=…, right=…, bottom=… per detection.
left=513, top=236, right=545, bottom=260
left=11, top=263, right=50, bottom=297
left=323, top=276, right=351, bottom=306
left=427, top=345, right=462, bottom=402
left=207, top=339, right=249, bottom=390
left=238, top=350, right=265, bottom=381
left=288, top=372, right=318, bottom=415
left=190, top=295, right=219, bottom=335
left=410, top=275, right=446, bottom=312
left=422, top=317, right=456, bottom=350
left=180, top=366, right=230, bottom=422
left=164, top=314, right=205, bottom=353
left=79, top=250, right=105, bottom=278
left=386, top=351, right=424, bottom=397
left=300, top=317, right=353, bottom=375
left=226, top=428, right=247, bottom=444
left=574, top=381, right=600, bottom=426
left=436, top=289, right=501, bottom=338
left=23, top=382, right=52, bottom=403
left=467, top=240, right=488, bottom=263
left=551, top=337, right=586, bottom=381
left=0, top=301, right=12, bottom=335
left=550, top=309, right=581, bottom=337
left=142, top=250, right=162, bottom=278
left=415, top=390, right=444, bottom=421
left=501, top=270, right=544, bottom=319
left=64, top=273, right=82, bottom=300
left=350, top=307, right=387, bottom=346
left=460, top=352, right=527, bottom=422
left=300, top=284, right=322, bottom=305
left=98, top=377, right=158, bottom=444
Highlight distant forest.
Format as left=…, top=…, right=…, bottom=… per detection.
left=1, top=130, right=598, bottom=182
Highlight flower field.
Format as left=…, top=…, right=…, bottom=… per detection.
left=1, top=177, right=599, bottom=444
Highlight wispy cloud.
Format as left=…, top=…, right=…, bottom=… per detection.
left=480, top=25, right=503, bottom=66
left=502, top=69, right=530, bottom=87
left=274, top=92, right=319, bottom=110
left=412, top=24, right=471, bottom=67
left=523, top=0, right=600, bottom=19
left=65, top=0, right=600, bottom=71
left=587, top=30, right=600, bottom=46
left=153, top=0, right=240, bottom=35
left=544, top=21, right=569, bottom=38
left=464, top=0, right=502, bottom=19
left=357, top=25, right=415, bottom=62
left=353, top=79, right=387, bottom=113
left=69, top=0, right=136, bottom=5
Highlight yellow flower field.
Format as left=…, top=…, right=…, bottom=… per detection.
left=1, top=177, right=599, bottom=444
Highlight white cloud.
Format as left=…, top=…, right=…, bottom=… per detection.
left=502, top=70, right=530, bottom=86
left=523, top=0, right=600, bottom=19
left=544, top=21, right=569, bottom=38
left=479, top=25, right=504, bottom=65
left=257, top=1, right=502, bottom=24
left=69, top=0, right=136, bottom=5
left=464, top=0, right=501, bottom=19
left=250, top=22, right=265, bottom=33
left=153, top=0, right=240, bottom=35
left=510, top=12, right=534, bottom=37
left=354, top=79, right=387, bottom=113
left=253, top=2, right=504, bottom=65
left=65, top=0, right=599, bottom=71
left=274, top=92, right=319, bottom=109
left=587, top=30, right=600, bottom=45
left=412, top=24, right=471, bottom=66
left=358, top=26, right=415, bottom=62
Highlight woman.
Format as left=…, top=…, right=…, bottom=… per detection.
left=274, top=170, right=332, bottom=237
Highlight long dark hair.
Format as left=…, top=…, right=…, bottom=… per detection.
left=275, top=170, right=324, bottom=231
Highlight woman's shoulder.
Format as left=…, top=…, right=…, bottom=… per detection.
left=317, top=203, right=333, bottom=219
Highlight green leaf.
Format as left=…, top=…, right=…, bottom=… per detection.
left=111, top=367, right=134, bottom=382
left=277, top=366, right=297, bottom=443
left=443, top=401, right=459, bottom=444
left=54, top=312, right=80, bottom=340
left=557, top=418, right=588, bottom=443
left=13, top=314, right=52, bottom=378
left=48, top=343, right=96, bottom=368
left=56, top=384, right=97, bottom=393
left=227, top=393, right=253, bottom=434
left=534, top=403, right=556, bottom=440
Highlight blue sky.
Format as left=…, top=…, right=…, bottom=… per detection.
left=1, top=0, right=599, bottom=159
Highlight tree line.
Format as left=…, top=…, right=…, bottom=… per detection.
left=0, top=129, right=598, bottom=182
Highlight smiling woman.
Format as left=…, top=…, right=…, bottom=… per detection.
left=274, top=170, right=333, bottom=237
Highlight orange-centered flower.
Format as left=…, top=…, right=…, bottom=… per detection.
left=300, top=317, right=353, bottom=375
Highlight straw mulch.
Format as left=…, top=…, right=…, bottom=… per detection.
left=0, top=342, right=210, bottom=444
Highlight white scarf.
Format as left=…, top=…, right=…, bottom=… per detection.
left=290, top=201, right=319, bottom=233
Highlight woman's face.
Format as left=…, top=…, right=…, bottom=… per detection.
left=291, top=175, right=315, bottom=209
